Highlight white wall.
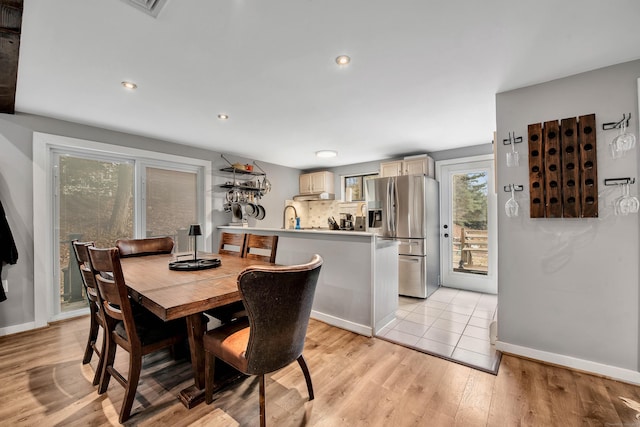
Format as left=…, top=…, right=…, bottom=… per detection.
left=0, top=113, right=301, bottom=332
left=496, top=60, right=640, bottom=380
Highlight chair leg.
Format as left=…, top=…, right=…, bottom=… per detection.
left=296, top=355, right=314, bottom=401
left=98, top=332, right=117, bottom=394
left=259, top=374, right=266, bottom=427
left=119, top=350, right=142, bottom=423
left=83, top=306, right=99, bottom=364
left=92, top=325, right=106, bottom=386
left=205, top=351, right=216, bottom=404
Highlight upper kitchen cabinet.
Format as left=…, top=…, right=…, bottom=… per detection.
left=380, top=155, right=435, bottom=178
left=299, top=171, right=334, bottom=194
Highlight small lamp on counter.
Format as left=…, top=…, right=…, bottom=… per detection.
left=189, top=224, right=202, bottom=261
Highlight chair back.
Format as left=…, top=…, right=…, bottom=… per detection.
left=239, top=254, right=322, bottom=374
left=115, top=236, right=174, bottom=258
left=72, top=240, right=99, bottom=300
left=88, top=247, right=138, bottom=343
left=218, top=232, right=246, bottom=257
left=243, top=234, right=278, bottom=263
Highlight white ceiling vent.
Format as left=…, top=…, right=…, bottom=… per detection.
left=121, top=0, right=169, bottom=17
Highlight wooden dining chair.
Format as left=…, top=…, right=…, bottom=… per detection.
left=204, top=254, right=323, bottom=427
left=115, top=236, right=174, bottom=257
left=88, top=246, right=187, bottom=423
left=218, top=232, right=246, bottom=257
left=207, top=233, right=278, bottom=325
left=72, top=240, right=105, bottom=386
left=243, top=234, right=278, bottom=263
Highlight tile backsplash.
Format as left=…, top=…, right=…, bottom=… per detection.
left=283, top=200, right=367, bottom=229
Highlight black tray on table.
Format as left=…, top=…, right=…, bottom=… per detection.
left=168, top=258, right=221, bottom=271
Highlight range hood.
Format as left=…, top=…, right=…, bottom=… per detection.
left=293, top=192, right=335, bottom=201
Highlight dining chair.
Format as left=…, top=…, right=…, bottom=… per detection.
left=115, top=236, right=174, bottom=257
left=72, top=240, right=105, bottom=386
left=88, top=246, right=187, bottom=423
left=243, top=234, right=278, bottom=263
left=207, top=233, right=278, bottom=325
left=218, top=232, right=246, bottom=257
left=203, top=254, right=323, bottom=427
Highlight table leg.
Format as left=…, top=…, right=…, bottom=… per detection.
left=179, top=313, right=206, bottom=408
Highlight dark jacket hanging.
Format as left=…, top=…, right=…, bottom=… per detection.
left=0, top=199, right=19, bottom=302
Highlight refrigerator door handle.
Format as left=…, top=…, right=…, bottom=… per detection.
left=386, top=178, right=393, bottom=235
left=389, top=178, right=397, bottom=236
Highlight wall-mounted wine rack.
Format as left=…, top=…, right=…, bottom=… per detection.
left=527, top=113, right=598, bottom=218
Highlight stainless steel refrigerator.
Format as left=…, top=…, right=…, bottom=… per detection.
left=367, top=175, right=440, bottom=298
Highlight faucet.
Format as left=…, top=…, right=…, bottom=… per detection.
left=282, top=205, right=298, bottom=229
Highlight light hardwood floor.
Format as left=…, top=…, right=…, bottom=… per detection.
left=1, top=316, right=639, bottom=426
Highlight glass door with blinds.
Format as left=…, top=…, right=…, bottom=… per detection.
left=54, top=151, right=204, bottom=314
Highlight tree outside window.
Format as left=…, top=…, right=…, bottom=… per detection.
left=344, top=173, right=378, bottom=201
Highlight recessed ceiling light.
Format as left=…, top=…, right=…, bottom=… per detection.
left=316, top=150, right=338, bottom=158
left=121, top=81, right=137, bottom=90
left=218, top=114, right=229, bottom=120
left=335, top=55, right=351, bottom=66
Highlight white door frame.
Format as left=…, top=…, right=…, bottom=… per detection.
left=436, top=154, right=497, bottom=294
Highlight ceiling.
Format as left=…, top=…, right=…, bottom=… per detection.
left=14, top=0, right=640, bottom=169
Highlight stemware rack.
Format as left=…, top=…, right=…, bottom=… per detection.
left=604, top=177, right=635, bottom=186
left=602, top=113, right=631, bottom=131
left=503, top=132, right=523, bottom=145
left=504, top=184, right=524, bottom=192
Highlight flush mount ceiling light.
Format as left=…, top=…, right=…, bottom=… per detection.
left=121, top=81, right=137, bottom=90
left=335, top=55, right=351, bottom=66
left=316, top=150, right=338, bottom=158
left=217, top=114, right=229, bottom=120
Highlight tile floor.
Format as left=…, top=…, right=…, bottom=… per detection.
left=377, top=287, right=500, bottom=373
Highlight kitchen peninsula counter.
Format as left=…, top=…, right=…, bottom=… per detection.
left=218, top=226, right=398, bottom=336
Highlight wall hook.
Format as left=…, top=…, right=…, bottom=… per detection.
left=504, top=184, right=524, bottom=192
left=602, top=113, right=631, bottom=130
left=503, top=131, right=523, bottom=145
left=604, top=177, right=635, bottom=186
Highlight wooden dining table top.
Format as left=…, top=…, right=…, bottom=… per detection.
left=120, top=252, right=273, bottom=321
left=119, top=251, right=275, bottom=408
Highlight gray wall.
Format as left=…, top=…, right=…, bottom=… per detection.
left=0, top=113, right=300, bottom=331
left=496, top=59, right=640, bottom=372
left=321, top=143, right=494, bottom=199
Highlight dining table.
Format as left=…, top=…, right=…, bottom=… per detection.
left=119, top=252, right=274, bottom=408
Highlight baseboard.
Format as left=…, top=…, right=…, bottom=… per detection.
left=0, top=321, right=37, bottom=337
left=497, top=340, right=640, bottom=385
left=374, top=312, right=396, bottom=335
left=311, top=310, right=372, bottom=337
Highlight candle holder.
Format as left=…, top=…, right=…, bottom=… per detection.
left=169, top=224, right=221, bottom=271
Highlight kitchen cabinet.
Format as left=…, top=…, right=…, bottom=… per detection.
left=299, top=171, right=334, bottom=194
left=380, top=156, right=434, bottom=178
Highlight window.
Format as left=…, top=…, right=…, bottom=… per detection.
left=34, top=133, right=211, bottom=322
left=343, top=173, right=378, bottom=201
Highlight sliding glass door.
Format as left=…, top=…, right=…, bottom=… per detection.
left=54, top=152, right=203, bottom=313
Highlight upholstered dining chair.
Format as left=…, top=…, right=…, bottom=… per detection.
left=218, top=232, right=246, bottom=257
left=88, top=246, right=187, bottom=423
left=72, top=240, right=105, bottom=386
left=115, top=236, right=174, bottom=258
left=243, top=234, right=278, bottom=263
left=203, top=254, right=323, bottom=427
